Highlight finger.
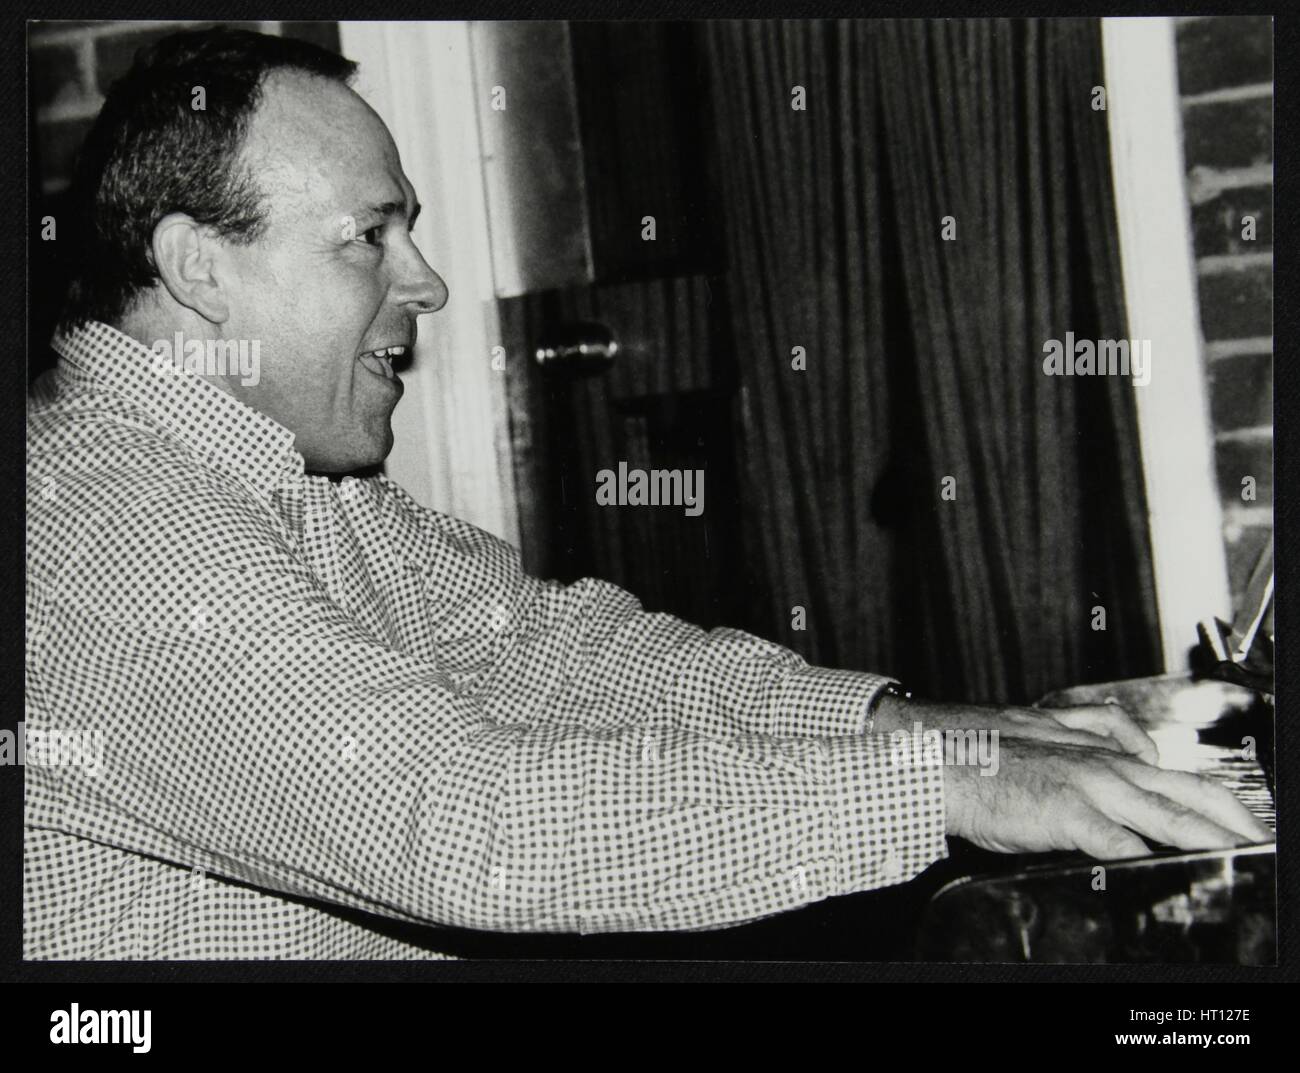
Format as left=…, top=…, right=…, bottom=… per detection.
left=1049, top=705, right=1158, bottom=763
left=1103, top=781, right=1244, bottom=851
left=1062, top=803, right=1149, bottom=860
left=1125, top=764, right=1273, bottom=844
left=1010, top=718, right=1125, bottom=754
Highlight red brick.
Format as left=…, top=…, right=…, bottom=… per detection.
left=1215, top=437, right=1273, bottom=506
left=28, top=21, right=105, bottom=39
left=29, top=41, right=88, bottom=111
left=1182, top=96, right=1272, bottom=170
left=1208, top=351, right=1272, bottom=430
left=1176, top=16, right=1272, bottom=96
left=95, top=22, right=262, bottom=96
left=1191, top=183, right=1272, bottom=255
left=34, top=117, right=93, bottom=189
left=1198, top=260, right=1272, bottom=340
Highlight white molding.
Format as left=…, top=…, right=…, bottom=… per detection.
left=1180, top=81, right=1273, bottom=106
left=1185, top=162, right=1273, bottom=204
left=339, top=21, right=519, bottom=546
left=1102, top=17, right=1233, bottom=670
left=1206, top=337, right=1272, bottom=360
left=1197, top=251, right=1273, bottom=273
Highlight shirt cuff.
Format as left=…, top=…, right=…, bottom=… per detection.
left=824, top=728, right=949, bottom=893
left=769, top=665, right=898, bottom=738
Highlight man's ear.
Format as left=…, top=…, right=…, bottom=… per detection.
left=150, top=213, right=230, bottom=324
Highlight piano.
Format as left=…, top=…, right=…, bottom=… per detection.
left=915, top=673, right=1276, bottom=964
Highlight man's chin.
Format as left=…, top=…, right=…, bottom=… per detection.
left=302, top=425, right=393, bottom=476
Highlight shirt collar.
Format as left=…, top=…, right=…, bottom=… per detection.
left=50, top=320, right=305, bottom=496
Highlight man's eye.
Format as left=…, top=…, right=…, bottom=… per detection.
left=361, top=226, right=384, bottom=246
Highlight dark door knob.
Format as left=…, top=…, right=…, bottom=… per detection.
left=534, top=322, right=619, bottom=375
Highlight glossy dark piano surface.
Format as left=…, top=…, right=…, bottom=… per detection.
left=916, top=675, right=1276, bottom=964
left=917, top=847, right=1275, bottom=964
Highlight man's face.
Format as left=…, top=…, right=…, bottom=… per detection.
left=215, top=70, right=447, bottom=472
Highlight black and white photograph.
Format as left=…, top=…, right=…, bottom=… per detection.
left=8, top=4, right=1287, bottom=1020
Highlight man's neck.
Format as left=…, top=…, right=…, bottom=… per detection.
left=115, top=307, right=243, bottom=401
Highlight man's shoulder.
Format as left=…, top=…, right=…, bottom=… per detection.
left=371, top=472, right=522, bottom=575
left=29, top=366, right=187, bottom=475
left=27, top=369, right=279, bottom=585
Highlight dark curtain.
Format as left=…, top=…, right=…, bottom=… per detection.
left=705, top=18, right=1161, bottom=704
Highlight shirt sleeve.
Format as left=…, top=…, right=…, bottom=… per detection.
left=371, top=475, right=900, bottom=741
left=27, top=472, right=947, bottom=936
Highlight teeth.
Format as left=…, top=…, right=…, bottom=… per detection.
left=357, top=351, right=396, bottom=381
left=356, top=343, right=408, bottom=379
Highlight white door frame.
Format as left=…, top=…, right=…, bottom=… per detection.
left=339, top=21, right=519, bottom=546
left=1102, top=16, right=1231, bottom=671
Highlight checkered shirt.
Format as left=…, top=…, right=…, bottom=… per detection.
left=24, top=320, right=947, bottom=960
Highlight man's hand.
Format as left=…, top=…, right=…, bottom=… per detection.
left=942, top=738, right=1274, bottom=859
left=873, top=694, right=1158, bottom=764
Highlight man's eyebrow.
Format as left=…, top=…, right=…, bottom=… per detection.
left=359, top=200, right=422, bottom=229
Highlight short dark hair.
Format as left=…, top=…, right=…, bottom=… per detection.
left=58, top=27, right=358, bottom=332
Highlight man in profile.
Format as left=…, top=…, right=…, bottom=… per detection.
left=25, top=28, right=1268, bottom=959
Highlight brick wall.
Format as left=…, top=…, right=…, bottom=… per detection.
left=1174, top=15, right=1273, bottom=618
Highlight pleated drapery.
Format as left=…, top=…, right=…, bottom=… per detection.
left=706, top=19, right=1161, bottom=703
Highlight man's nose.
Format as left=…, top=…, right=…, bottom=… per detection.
left=394, top=246, right=448, bottom=315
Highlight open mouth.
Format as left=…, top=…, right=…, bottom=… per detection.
left=356, top=344, right=408, bottom=382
